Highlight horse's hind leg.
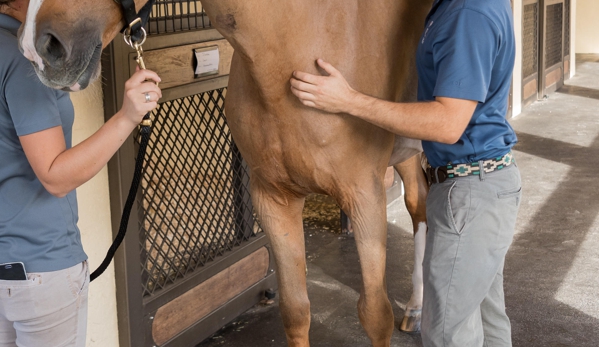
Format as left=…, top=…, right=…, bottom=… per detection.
left=393, top=153, right=429, bottom=334
left=339, top=178, right=394, bottom=347
left=251, top=182, right=310, bottom=347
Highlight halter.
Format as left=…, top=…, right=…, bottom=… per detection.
left=114, top=0, right=155, bottom=46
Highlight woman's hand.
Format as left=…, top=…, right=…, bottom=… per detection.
left=118, top=68, right=162, bottom=126
left=290, top=59, right=356, bottom=114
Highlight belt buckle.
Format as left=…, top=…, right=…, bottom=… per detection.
left=426, top=167, right=434, bottom=185
left=436, top=167, right=448, bottom=184
left=426, top=167, right=448, bottom=185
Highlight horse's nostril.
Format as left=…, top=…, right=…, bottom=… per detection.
left=37, top=32, right=69, bottom=66
left=46, top=34, right=66, bottom=59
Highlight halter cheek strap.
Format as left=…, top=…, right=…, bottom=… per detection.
left=114, top=0, right=156, bottom=44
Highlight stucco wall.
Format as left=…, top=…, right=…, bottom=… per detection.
left=576, top=0, right=599, bottom=53
left=70, top=81, right=120, bottom=347
left=513, top=0, right=523, bottom=117
left=571, top=0, right=577, bottom=77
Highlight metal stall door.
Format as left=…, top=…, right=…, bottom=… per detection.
left=538, top=0, right=567, bottom=98
left=522, top=0, right=571, bottom=106
left=522, top=0, right=540, bottom=106
left=101, top=2, right=277, bottom=346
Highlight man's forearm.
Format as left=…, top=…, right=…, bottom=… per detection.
left=290, top=60, right=476, bottom=143
left=347, top=92, right=468, bottom=144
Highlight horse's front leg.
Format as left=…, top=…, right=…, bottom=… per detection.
left=394, top=153, right=429, bottom=334
left=251, top=181, right=310, bottom=347
left=338, top=177, right=395, bottom=347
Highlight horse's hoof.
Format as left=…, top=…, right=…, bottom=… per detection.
left=398, top=309, right=422, bottom=334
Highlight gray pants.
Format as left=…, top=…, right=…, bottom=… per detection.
left=422, top=163, right=521, bottom=347
left=0, top=262, right=89, bottom=347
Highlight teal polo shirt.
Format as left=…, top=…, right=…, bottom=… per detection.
left=0, top=14, right=87, bottom=272
left=416, top=0, right=517, bottom=168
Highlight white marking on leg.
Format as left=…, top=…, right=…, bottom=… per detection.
left=406, top=222, right=427, bottom=314
left=20, top=0, right=45, bottom=71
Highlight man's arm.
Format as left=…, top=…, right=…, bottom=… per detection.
left=290, top=59, right=477, bottom=144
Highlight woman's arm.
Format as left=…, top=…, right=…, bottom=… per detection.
left=19, top=69, right=162, bottom=197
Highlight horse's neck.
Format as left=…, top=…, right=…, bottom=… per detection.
left=201, top=1, right=397, bottom=65
left=201, top=0, right=431, bottom=101
left=202, top=1, right=426, bottom=56
left=201, top=1, right=299, bottom=58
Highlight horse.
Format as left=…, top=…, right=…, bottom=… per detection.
left=18, top=0, right=432, bottom=345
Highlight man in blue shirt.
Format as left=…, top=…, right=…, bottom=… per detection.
left=290, top=0, right=520, bottom=345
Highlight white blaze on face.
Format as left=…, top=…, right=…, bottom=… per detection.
left=20, top=0, right=45, bottom=71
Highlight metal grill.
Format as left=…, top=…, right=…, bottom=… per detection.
left=138, top=88, right=262, bottom=297
left=564, top=0, right=571, bottom=57
left=523, top=3, right=538, bottom=78
left=545, top=3, right=563, bottom=68
left=146, top=0, right=211, bottom=35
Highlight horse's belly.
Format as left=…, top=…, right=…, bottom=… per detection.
left=222, top=51, right=396, bottom=196
left=226, top=93, right=392, bottom=194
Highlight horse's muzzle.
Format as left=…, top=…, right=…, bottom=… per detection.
left=29, top=20, right=103, bottom=91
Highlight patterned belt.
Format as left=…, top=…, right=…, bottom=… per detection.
left=426, top=152, right=515, bottom=185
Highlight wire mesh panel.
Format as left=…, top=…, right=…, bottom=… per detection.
left=545, top=3, right=564, bottom=68
left=523, top=3, right=539, bottom=78
left=564, top=0, right=570, bottom=57
left=146, top=0, right=211, bottom=35
left=138, top=88, right=262, bottom=297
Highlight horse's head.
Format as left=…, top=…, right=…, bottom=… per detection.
left=18, top=0, right=143, bottom=91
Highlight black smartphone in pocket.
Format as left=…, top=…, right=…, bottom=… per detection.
left=0, top=262, right=27, bottom=280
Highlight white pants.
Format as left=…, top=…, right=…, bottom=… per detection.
left=0, top=262, right=89, bottom=347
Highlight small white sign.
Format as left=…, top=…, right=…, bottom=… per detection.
left=194, top=46, right=220, bottom=77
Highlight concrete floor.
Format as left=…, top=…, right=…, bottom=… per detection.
left=198, top=55, right=599, bottom=347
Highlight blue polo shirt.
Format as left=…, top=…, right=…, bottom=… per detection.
left=0, top=14, right=87, bottom=272
left=416, top=0, right=517, bottom=168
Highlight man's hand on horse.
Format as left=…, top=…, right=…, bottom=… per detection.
left=291, top=59, right=356, bottom=114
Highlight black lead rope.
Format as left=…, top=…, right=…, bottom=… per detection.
left=90, top=0, right=156, bottom=282
left=90, top=123, right=151, bottom=282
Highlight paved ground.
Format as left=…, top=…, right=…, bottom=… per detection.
left=198, top=55, right=599, bottom=347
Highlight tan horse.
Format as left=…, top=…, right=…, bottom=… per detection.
left=19, top=0, right=432, bottom=345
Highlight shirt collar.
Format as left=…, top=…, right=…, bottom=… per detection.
left=0, top=13, right=21, bottom=36
left=426, top=0, right=452, bottom=24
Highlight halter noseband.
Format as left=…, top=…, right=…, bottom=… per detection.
left=114, top=0, right=156, bottom=46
